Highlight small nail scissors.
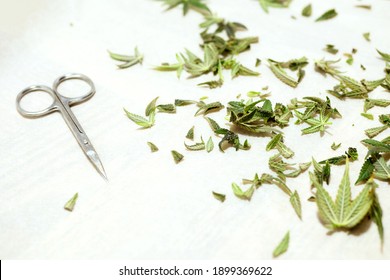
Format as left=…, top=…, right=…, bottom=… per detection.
left=16, top=73, right=107, bottom=180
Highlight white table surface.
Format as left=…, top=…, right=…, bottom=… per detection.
left=0, top=0, right=389, bottom=259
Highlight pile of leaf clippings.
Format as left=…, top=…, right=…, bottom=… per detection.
left=107, top=0, right=389, bottom=258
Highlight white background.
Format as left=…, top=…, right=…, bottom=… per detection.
left=0, top=0, right=389, bottom=259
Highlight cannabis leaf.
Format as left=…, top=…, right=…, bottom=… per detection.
left=232, top=182, right=255, bottom=201
left=258, top=0, right=292, bottom=14
left=108, top=47, right=143, bottom=69
left=171, top=150, right=184, bottom=163
left=158, top=0, right=211, bottom=16
left=273, top=231, right=289, bottom=257
left=315, top=9, right=338, bottom=22
left=377, top=49, right=390, bottom=62
left=64, top=193, right=78, bottom=212
left=301, top=4, right=312, bottom=17
left=212, top=191, right=226, bottom=202
left=311, top=160, right=375, bottom=230
left=147, top=142, right=159, bottom=152
left=268, top=58, right=308, bottom=88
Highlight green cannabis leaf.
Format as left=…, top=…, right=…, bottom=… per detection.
left=212, top=191, right=226, bottom=202
left=186, top=126, right=195, bottom=140
left=64, top=193, right=78, bottom=212
left=232, top=182, right=255, bottom=201
left=124, top=109, right=155, bottom=128
left=206, top=136, right=214, bottom=152
left=311, top=159, right=375, bottom=230
left=377, top=49, right=390, bottom=62
left=171, top=150, right=184, bottom=163
left=324, top=44, right=338, bottom=54
left=315, top=9, right=338, bottom=22
left=301, top=4, right=312, bottom=17
left=268, top=57, right=308, bottom=88
left=273, top=231, right=289, bottom=257
left=258, top=0, right=292, bottom=14
left=157, top=0, right=211, bottom=16
left=184, top=137, right=205, bottom=151
left=290, top=190, right=302, bottom=220
left=108, top=47, right=143, bottom=69
left=147, top=142, right=159, bottom=152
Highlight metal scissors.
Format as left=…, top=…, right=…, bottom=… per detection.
left=16, top=73, right=107, bottom=180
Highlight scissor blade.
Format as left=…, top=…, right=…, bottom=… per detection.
left=86, top=149, right=108, bottom=181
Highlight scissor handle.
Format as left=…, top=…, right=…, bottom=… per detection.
left=16, top=85, right=59, bottom=118
left=52, top=73, right=95, bottom=106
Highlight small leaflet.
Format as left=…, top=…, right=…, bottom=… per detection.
left=363, top=32, right=371, bottom=42
left=331, top=142, right=341, bottom=150
left=159, top=0, right=211, bottom=16
left=147, top=142, right=159, bottom=152
left=377, top=49, right=390, bottom=62
left=206, top=137, right=214, bottom=153
left=184, top=137, right=205, bottom=151
left=157, top=104, right=176, bottom=113
left=370, top=191, right=384, bottom=246
left=273, top=231, right=290, bottom=258
left=255, top=58, right=262, bottom=67
left=315, top=9, right=338, bottom=22
left=231, top=182, right=254, bottom=201
left=324, top=44, right=338, bottom=54
left=186, top=126, right=195, bottom=140
left=355, top=5, right=371, bottom=10
left=124, top=108, right=155, bottom=128
left=356, top=158, right=375, bottom=185
left=361, top=113, right=374, bottom=120
left=290, top=190, right=302, bottom=220
left=64, top=193, right=78, bottom=212
left=108, top=47, right=143, bottom=69
left=301, top=4, right=312, bottom=17
left=212, top=191, right=226, bottom=203
left=145, top=97, right=159, bottom=116
left=258, top=0, right=292, bottom=14
left=171, top=150, right=184, bottom=164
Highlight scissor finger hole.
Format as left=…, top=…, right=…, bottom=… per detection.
left=19, top=90, right=55, bottom=112
left=56, top=79, right=93, bottom=98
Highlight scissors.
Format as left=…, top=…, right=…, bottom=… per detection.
left=16, top=73, right=107, bottom=180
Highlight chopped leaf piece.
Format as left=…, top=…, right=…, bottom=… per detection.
left=198, top=79, right=223, bottom=89
left=205, top=117, right=221, bottom=132
left=145, top=97, right=159, bottom=116
left=184, top=137, right=205, bottom=151
left=377, top=49, right=390, bottom=62
left=171, top=150, right=184, bottom=163
left=290, top=190, right=302, bottom=219
left=301, top=4, right=312, bottom=17
left=195, top=101, right=224, bottom=116
left=363, top=32, right=371, bottom=42
left=370, top=191, right=384, bottom=246
left=361, top=113, right=374, bottom=120
left=273, top=231, right=290, bottom=258
left=64, top=193, right=78, bottom=212
left=206, top=137, right=214, bottom=152
left=186, top=126, right=194, bottom=140
left=331, top=142, right=341, bottom=150
left=124, top=108, right=155, bottom=128
left=232, top=182, right=254, bottom=201
left=315, top=9, right=338, bottom=22
left=212, top=191, right=226, bottom=202
left=157, top=104, right=176, bottom=113
left=158, top=0, right=211, bottom=16
left=108, top=47, right=143, bottom=69
left=147, top=142, right=159, bottom=152
left=258, top=0, right=292, bottom=13
left=324, top=44, right=338, bottom=55
left=355, top=5, right=371, bottom=10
